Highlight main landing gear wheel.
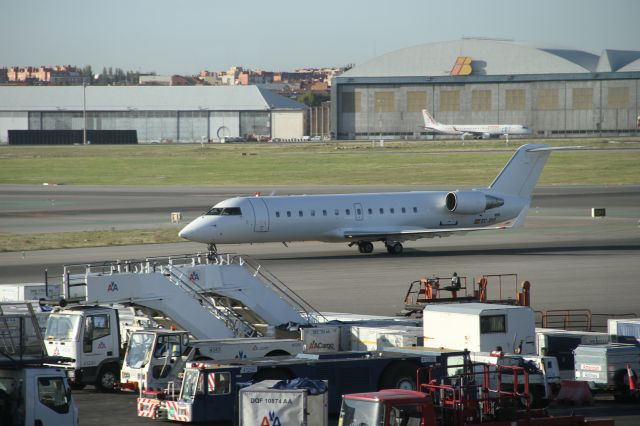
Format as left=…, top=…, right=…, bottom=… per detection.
left=357, top=242, right=374, bottom=254
left=386, top=242, right=403, bottom=255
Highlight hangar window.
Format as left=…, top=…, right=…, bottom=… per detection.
left=439, top=90, right=460, bottom=112
left=472, top=90, right=492, bottom=112
left=342, top=92, right=362, bottom=113
left=407, top=91, right=427, bottom=113
left=505, top=89, right=525, bottom=111
left=572, top=88, right=593, bottom=110
left=535, top=88, right=559, bottom=110
left=275, top=211, right=280, bottom=218
left=374, top=92, right=395, bottom=113
left=608, top=87, right=630, bottom=109
left=480, top=315, right=506, bottom=334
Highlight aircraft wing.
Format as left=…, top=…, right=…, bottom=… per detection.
left=342, top=223, right=514, bottom=241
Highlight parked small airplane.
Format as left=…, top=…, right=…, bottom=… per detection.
left=179, top=144, right=560, bottom=255
left=422, top=109, right=532, bottom=139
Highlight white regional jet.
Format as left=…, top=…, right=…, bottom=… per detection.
left=422, top=109, right=532, bottom=139
left=179, top=144, right=557, bottom=255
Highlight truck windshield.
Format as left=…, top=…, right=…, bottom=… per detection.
left=339, top=398, right=384, bottom=426
left=45, top=314, right=81, bottom=341
left=125, top=332, right=154, bottom=368
left=181, top=369, right=204, bottom=401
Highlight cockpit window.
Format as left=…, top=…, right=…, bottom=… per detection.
left=205, top=207, right=242, bottom=216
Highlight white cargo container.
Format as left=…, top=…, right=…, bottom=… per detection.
left=239, top=380, right=328, bottom=426
left=535, top=328, right=609, bottom=378
left=350, top=325, right=423, bottom=351
left=0, top=283, right=61, bottom=301
left=574, top=343, right=640, bottom=394
left=423, top=303, right=536, bottom=354
left=301, top=326, right=340, bottom=353
left=608, top=318, right=640, bottom=343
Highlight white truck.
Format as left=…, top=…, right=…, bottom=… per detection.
left=44, top=305, right=126, bottom=391
left=120, top=329, right=304, bottom=392
left=0, top=302, right=78, bottom=426
left=535, top=327, right=609, bottom=378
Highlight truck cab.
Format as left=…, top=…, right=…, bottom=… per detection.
left=0, top=366, right=78, bottom=426
left=44, top=306, right=121, bottom=391
left=121, top=329, right=303, bottom=391
left=339, top=390, right=435, bottom=426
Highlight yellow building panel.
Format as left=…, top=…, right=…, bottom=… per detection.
left=406, top=91, right=427, bottom=113
left=505, top=89, right=525, bottom=111
left=536, top=88, right=559, bottom=110
left=374, top=92, right=395, bottom=113
left=572, top=88, right=593, bottom=110
left=608, top=87, right=629, bottom=109
left=440, top=90, right=460, bottom=112
left=472, top=90, right=491, bottom=112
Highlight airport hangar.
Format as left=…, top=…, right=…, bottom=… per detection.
left=0, top=85, right=307, bottom=144
left=331, top=39, right=640, bottom=140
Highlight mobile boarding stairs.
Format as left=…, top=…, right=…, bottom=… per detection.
left=57, top=253, right=324, bottom=340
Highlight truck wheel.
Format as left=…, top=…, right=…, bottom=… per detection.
left=96, top=366, right=118, bottom=392
left=380, top=362, right=418, bottom=390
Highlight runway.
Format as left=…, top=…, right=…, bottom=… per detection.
left=1, top=184, right=639, bottom=425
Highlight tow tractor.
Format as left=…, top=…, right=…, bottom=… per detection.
left=339, top=361, right=614, bottom=426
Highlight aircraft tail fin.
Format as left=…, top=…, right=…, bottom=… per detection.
left=422, top=109, right=438, bottom=127
left=489, top=144, right=555, bottom=197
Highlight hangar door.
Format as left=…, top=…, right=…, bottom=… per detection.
left=271, top=110, right=304, bottom=139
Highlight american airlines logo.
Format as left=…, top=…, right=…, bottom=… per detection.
left=107, top=281, right=119, bottom=292
left=188, top=272, right=200, bottom=283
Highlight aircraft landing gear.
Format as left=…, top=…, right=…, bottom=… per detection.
left=207, top=243, right=218, bottom=260
left=357, top=241, right=374, bottom=254
left=385, top=241, right=403, bottom=255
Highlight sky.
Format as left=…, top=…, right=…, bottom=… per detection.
left=1, top=0, right=639, bottom=76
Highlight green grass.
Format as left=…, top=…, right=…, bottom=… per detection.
left=0, top=229, right=182, bottom=252
left=1, top=138, right=639, bottom=186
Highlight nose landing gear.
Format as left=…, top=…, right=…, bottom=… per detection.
left=207, top=243, right=218, bottom=260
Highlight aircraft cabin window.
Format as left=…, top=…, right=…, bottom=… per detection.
left=379, top=208, right=384, bottom=214
left=322, top=210, right=327, bottom=216
left=311, top=210, right=316, bottom=217
left=356, top=208, right=362, bottom=215
left=345, top=209, right=351, bottom=215
left=390, top=208, right=395, bottom=214
left=299, top=210, right=303, bottom=217
left=334, top=209, right=339, bottom=216
left=275, top=211, right=280, bottom=218
left=402, top=207, right=406, bottom=213
left=413, top=207, right=418, bottom=213
left=367, top=208, right=373, bottom=215
left=287, top=211, right=292, bottom=217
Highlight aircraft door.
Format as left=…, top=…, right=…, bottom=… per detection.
left=248, top=198, right=270, bottom=232
left=354, top=203, right=363, bottom=221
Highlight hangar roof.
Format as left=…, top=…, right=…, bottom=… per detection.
left=0, top=85, right=306, bottom=112
left=341, top=39, right=640, bottom=78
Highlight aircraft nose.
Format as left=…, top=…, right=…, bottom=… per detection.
left=178, top=221, right=200, bottom=241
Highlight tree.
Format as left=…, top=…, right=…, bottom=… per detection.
left=297, top=91, right=329, bottom=107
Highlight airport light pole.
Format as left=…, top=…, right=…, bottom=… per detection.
left=82, top=81, right=87, bottom=145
